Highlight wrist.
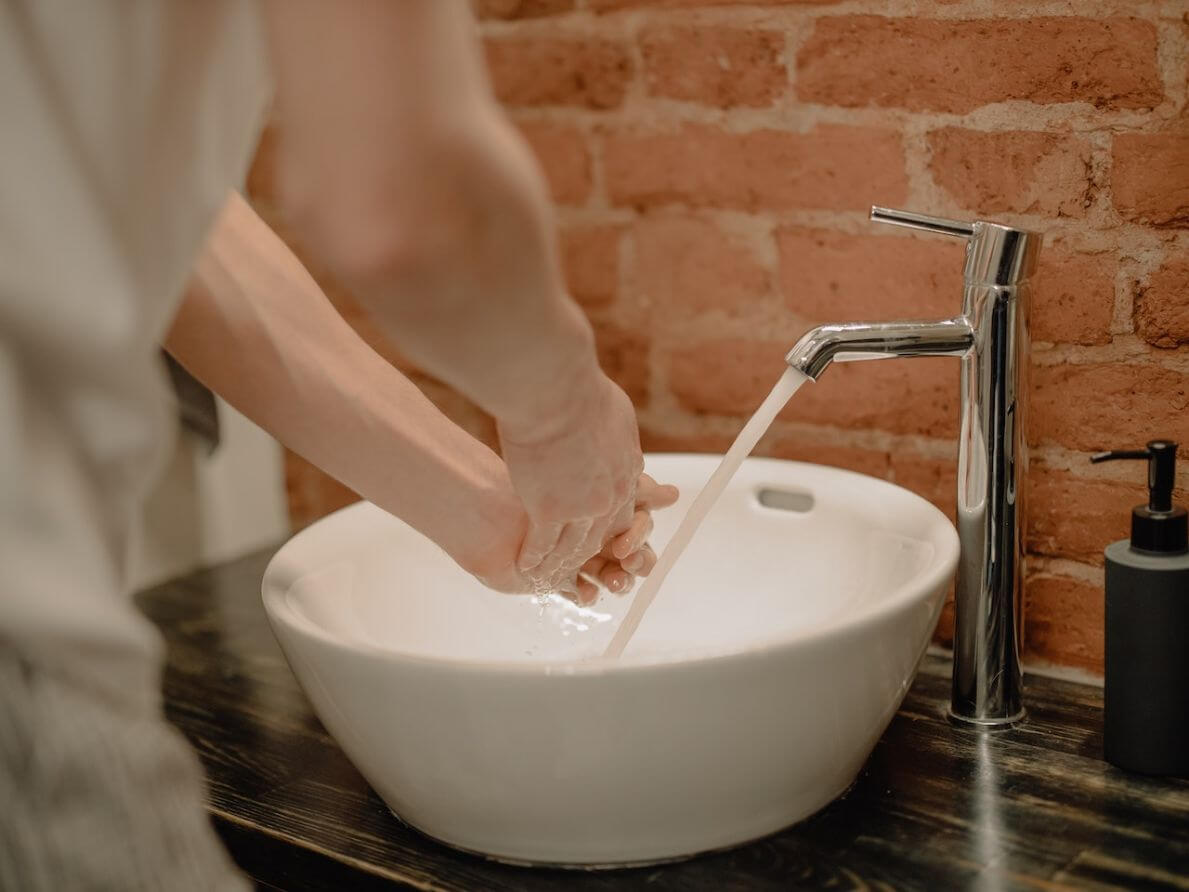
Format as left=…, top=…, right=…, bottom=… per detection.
left=494, top=298, right=605, bottom=443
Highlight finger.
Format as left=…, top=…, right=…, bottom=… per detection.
left=632, top=544, right=657, bottom=577
left=611, top=509, right=653, bottom=561
left=589, top=492, right=638, bottom=562
left=620, top=541, right=655, bottom=575
left=517, top=521, right=565, bottom=573
left=598, top=530, right=628, bottom=561
left=581, top=555, right=610, bottom=581
left=602, top=566, right=635, bottom=595
left=595, top=559, right=619, bottom=589
left=635, top=472, right=661, bottom=502
left=573, top=575, right=599, bottom=606
left=636, top=474, right=680, bottom=510
left=532, top=518, right=596, bottom=586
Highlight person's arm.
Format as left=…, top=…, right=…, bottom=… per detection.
left=259, top=2, right=587, bottom=429
left=165, top=192, right=669, bottom=600
left=259, top=1, right=644, bottom=592
left=166, top=192, right=524, bottom=586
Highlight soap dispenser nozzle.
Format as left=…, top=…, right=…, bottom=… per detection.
left=1091, top=440, right=1186, bottom=554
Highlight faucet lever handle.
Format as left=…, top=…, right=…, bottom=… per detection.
left=870, top=206, right=975, bottom=240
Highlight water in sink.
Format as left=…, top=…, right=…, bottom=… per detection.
left=604, top=367, right=808, bottom=657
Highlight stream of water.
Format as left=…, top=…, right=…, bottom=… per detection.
left=602, top=367, right=809, bottom=658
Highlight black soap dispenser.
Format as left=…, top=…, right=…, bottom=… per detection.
left=1091, top=440, right=1189, bottom=777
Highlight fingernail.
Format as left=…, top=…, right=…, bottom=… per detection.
left=623, top=554, right=643, bottom=572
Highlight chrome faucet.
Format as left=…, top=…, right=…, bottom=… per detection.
left=785, top=207, right=1042, bottom=727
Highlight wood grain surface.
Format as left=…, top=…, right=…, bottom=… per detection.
left=137, top=548, right=1189, bottom=891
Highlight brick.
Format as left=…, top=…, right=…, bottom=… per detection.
left=1031, top=247, right=1115, bottom=346
left=474, top=0, right=574, bottom=18
left=640, top=429, right=735, bottom=455
left=561, top=224, right=621, bottom=308
left=889, top=454, right=957, bottom=518
left=285, top=450, right=359, bottom=530
left=1135, top=254, right=1189, bottom=348
left=593, top=320, right=650, bottom=406
left=667, top=339, right=786, bottom=418
left=631, top=215, right=771, bottom=317
left=640, top=26, right=786, bottom=108
left=776, top=228, right=962, bottom=323
left=1024, top=574, right=1104, bottom=673
left=797, top=16, right=1162, bottom=113
left=793, top=358, right=959, bottom=438
left=604, top=124, right=907, bottom=212
left=485, top=36, right=631, bottom=109
left=1030, top=362, right=1189, bottom=452
left=594, top=0, right=839, bottom=8
left=516, top=121, right=591, bottom=205
left=1112, top=133, right=1189, bottom=226
left=668, top=340, right=959, bottom=437
left=928, top=128, right=1096, bottom=219
left=1024, top=467, right=1179, bottom=566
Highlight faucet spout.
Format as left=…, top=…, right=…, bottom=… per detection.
left=785, top=318, right=975, bottom=380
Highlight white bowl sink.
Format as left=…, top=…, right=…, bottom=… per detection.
left=262, top=454, right=958, bottom=867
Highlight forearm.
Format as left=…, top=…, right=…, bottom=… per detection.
left=261, top=0, right=599, bottom=433
left=165, top=192, right=523, bottom=571
left=347, top=123, right=600, bottom=438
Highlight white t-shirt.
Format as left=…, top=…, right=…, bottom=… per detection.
left=0, top=1, right=270, bottom=707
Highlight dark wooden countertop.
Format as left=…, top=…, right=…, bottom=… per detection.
left=138, top=547, right=1189, bottom=891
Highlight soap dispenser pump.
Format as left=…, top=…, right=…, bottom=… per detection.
left=1090, top=439, right=1189, bottom=777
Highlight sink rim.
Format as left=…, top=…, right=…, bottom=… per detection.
left=262, top=455, right=959, bottom=678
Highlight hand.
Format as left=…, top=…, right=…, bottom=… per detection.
left=569, top=473, right=679, bottom=605
left=497, top=370, right=645, bottom=594
left=453, top=468, right=532, bottom=594
left=460, top=470, right=679, bottom=604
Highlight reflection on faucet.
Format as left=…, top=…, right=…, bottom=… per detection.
left=972, top=733, right=1008, bottom=888
left=786, top=319, right=974, bottom=379
left=785, top=207, right=1042, bottom=727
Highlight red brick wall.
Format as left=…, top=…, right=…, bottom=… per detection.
left=257, top=0, right=1189, bottom=674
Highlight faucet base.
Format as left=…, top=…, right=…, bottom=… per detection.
left=946, top=708, right=1026, bottom=730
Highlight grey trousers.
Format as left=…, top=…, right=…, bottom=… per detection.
left=0, top=648, right=249, bottom=891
